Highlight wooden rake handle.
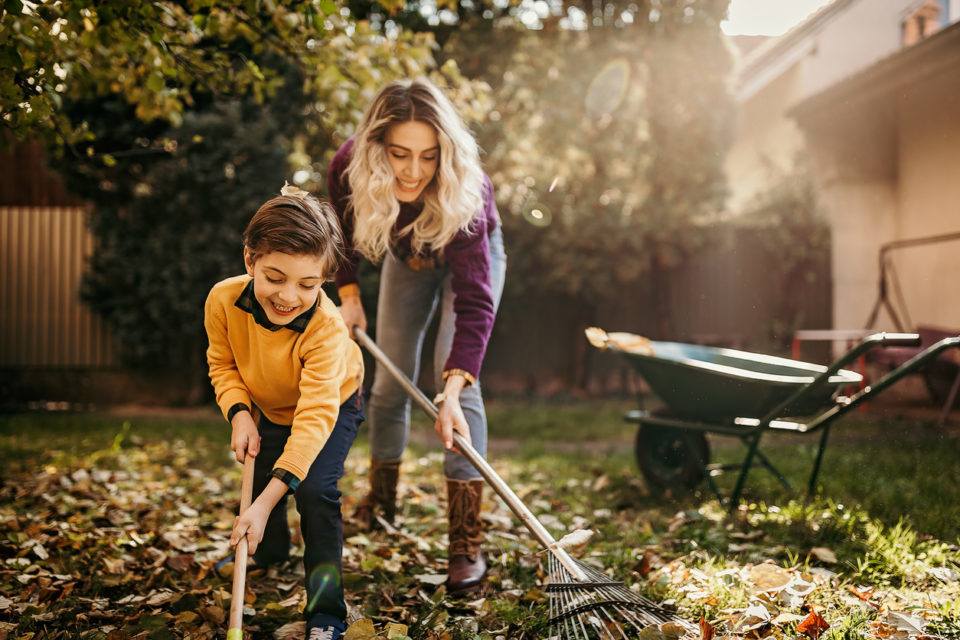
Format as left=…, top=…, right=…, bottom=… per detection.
left=227, top=454, right=256, bottom=640
left=353, top=327, right=587, bottom=582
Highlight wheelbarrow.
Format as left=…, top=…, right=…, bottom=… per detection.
left=587, top=328, right=960, bottom=507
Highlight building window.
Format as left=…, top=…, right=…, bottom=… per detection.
left=902, top=0, right=945, bottom=46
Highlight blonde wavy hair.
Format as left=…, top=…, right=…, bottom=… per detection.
left=346, top=77, right=485, bottom=262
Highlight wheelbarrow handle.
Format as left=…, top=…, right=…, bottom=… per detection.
left=353, top=327, right=587, bottom=582
left=870, top=332, right=921, bottom=348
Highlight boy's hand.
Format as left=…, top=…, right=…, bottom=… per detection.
left=230, top=478, right=286, bottom=556
left=230, top=411, right=260, bottom=463
left=230, top=501, right=269, bottom=554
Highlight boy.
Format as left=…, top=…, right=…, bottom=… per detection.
left=205, top=185, right=364, bottom=640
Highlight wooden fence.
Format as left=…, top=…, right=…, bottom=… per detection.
left=0, top=206, right=116, bottom=368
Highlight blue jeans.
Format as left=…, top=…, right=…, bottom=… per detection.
left=369, top=225, right=506, bottom=480
left=252, top=392, right=364, bottom=631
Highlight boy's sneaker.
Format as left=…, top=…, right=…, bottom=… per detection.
left=307, top=626, right=340, bottom=640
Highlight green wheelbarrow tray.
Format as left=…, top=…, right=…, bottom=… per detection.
left=591, top=330, right=960, bottom=507
left=617, top=341, right=863, bottom=421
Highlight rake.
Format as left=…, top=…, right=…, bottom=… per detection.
left=227, top=454, right=256, bottom=640
left=354, top=328, right=694, bottom=639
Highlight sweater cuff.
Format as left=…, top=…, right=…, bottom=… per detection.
left=270, top=467, right=300, bottom=494
left=226, top=403, right=250, bottom=422
left=338, top=283, right=361, bottom=299
left=442, top=368, right=476, bottom=387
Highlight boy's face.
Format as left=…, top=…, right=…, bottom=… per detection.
left=244, top=249, right=325, bottom=325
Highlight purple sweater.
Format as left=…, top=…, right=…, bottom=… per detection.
left=327, top=138, right=501, bottom=380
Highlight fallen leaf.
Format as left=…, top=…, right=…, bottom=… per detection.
left=344, top=618, right=377, bottom=640
left=809, top=547, right=837, bottom=564
left=797, top=611, right=829, bottom=639
left=885, top=611, right=926, bottom=634
left=735, top=604, right=772, bottom=633
left=384, top=622, right=408, bottom=637
left=699, top=615, right=715, bottom=640
left=551, top=528, right=594, bottom=553
left=522, top=587, right=548, bottom=603
left=747, top=564, right=792, bottom=593
left=274, top=621, right=306, bottom=639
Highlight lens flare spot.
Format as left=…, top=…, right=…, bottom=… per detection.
left=549, top=175, right=560, bottom=193
left=306, top=564, right=341, bottom=613
left=585, top=57, right=630, bottom=120
left=522, top=202, right=552, bottom=227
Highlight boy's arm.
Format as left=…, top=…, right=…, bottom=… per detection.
left=230, top=476, right=286, bottom=554
left=272, top=318, right=353, bottom=485
left=204, top=289, right=253, bottom=419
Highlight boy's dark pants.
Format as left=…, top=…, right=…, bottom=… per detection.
left=252, top=392, right=364, bottom=630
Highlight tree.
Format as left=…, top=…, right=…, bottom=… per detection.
left=1, top=1, right=487, bottom=398
left=1, top=1, right=443, bottom=156
left=470, top=2, right=735, bottom=301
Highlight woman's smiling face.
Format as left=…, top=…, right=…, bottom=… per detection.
left=244, top=249, right=324, bottom=325
left=384, top=120, right=439, bottom=202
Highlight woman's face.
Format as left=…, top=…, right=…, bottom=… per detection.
left=384, top=120, right=439, bottom=203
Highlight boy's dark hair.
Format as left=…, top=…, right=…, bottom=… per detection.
left=243, top=195, right=345, bottom=278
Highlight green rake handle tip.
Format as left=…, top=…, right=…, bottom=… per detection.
left=227, top=628, right=243, bottom=640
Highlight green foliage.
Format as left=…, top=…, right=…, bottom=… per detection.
left=819, top=608, right=873, bottom=640
left=49, top=80, right=301, bottom=374
left=927, top=598, right=960, bottom=638
left=4, top=0, right=742, bottom=384
left=2, top=1, right=489, bottom=377
left=461, top=2, right=736, bottom=306
left=0, top=0, right=444, bottom=156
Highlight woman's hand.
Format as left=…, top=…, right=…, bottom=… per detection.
left=339, top=294, right=367, bottom=336
left=230, top=411, right=260, bottom=464
left=434, top=374, right=471, bottom=452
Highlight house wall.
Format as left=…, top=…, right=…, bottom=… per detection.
left=726, top=61, right=807, bottom=212
left=801, top=30, right=960, bottom=335
left=818, top=180, right=899, bottom=331
left=891, top=75, right=960, bottom=330
left=727, top=0, right=956, bottom=215
left=799, top=0, right=928, bottom=100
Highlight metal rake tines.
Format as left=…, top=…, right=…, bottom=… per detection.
left=545, top=554, right=694, bottom=640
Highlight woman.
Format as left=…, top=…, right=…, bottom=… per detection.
left=327, top=77, right=506, bottom=594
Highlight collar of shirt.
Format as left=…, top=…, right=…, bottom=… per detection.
left=234, top=279, right=316, bottom=333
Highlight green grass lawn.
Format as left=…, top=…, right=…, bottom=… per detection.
left=1, top=399, right=958, bottom=639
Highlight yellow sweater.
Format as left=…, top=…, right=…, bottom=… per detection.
left=205, top=275, right=364, bottom=481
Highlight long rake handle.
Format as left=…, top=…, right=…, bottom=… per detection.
left=355, top=327, right=587, bottom=582
left=228, top=455, right=256, bottom=640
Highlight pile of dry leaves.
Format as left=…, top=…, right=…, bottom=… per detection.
left=1, top=430, right=958, bottom=639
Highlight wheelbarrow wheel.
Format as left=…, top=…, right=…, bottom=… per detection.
left=634, top=424, right=709, bottom=491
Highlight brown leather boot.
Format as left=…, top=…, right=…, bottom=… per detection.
left=352, top=459, right=400, bottom=531
left=446, top=478, right=486, bottom=594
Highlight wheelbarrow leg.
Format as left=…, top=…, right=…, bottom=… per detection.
left=751, top=448, right=792, bottom=491
left=729, top=431, right=764, bottom=508
left=937, top=368, right=960, bottom=430
left=807, top=423, right=833, bottom=494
